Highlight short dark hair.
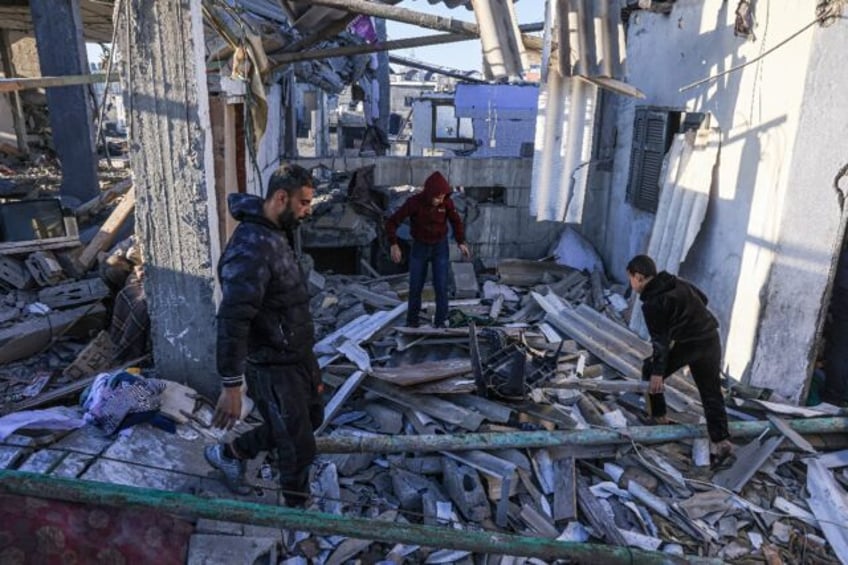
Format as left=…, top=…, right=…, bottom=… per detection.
left=266, top=164, right=313, bottom=200
left=626, top=254, right=657, bottom=277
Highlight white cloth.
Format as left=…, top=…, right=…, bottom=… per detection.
left=0, top=406, right=85, bottom=441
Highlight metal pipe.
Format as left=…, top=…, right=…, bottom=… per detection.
left=388, top=54, right=486, bottom=84
left=267, top=33, right=475, bottom=71
left=305, top=0, right=543, bottom=51
left=0, top=470, right=722, bottom=564
left=316, top=417, right=848, bottom=454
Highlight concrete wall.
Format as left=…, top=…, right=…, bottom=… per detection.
left=121, top=0, right=221, bottom=399
left=594, top=0, right=848, bottom=399
left=292, top=156, right=562, bottom=261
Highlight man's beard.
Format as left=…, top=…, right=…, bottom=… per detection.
left=277, top=206, right=299, bottom=230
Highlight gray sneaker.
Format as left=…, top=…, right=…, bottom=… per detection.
left=204, top=444, right=250, bottom=495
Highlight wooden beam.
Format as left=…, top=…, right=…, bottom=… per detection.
left=0, top=470, right=725, bottom=564
left=77, top=186, right=136, bottom=271
left=305, top=0, right=542, bottom=50
left=315, top=417, right=848, bottom=454
left=268, top=32, right=474, bottom=71
left=0, top=73, right=109, bottom=93
left=0, top=236, right=81, bottom=256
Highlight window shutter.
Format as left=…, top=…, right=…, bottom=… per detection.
left=626, top=108, right=671, bottom=213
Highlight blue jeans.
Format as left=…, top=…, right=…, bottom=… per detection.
left=407, top=239, right=449, bottom=327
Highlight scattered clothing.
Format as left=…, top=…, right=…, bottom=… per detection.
left=81, top=371, right=167, bottom=435
left=109, top=271, right=150, bottom=363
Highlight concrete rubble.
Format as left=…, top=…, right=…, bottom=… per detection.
left=0, top=161, right=139, bottom=411
left=2, top=222, right=848, bottom=562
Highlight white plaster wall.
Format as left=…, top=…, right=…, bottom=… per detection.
left=600, top=0, right=835, bottom=390
left=245, top=83, right=282, bottom=197
left=747, top=17, right=848, bottom=400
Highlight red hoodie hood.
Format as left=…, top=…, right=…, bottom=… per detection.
left=421, top=171, right=452, bottom=201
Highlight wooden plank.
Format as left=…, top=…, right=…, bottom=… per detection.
left=75, top=178, right=133, bottom=219
left=371, top=358, right=472, bottom=386
left=0, top=72, right=108, bottom=93
left=78, top=186, right=136, bottom=270
left=0, top=235, right=81, bottom=256
left=552, top=456, right=576, bottom=521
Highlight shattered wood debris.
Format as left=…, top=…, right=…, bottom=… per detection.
left=3, top=213, right=848, bottom=563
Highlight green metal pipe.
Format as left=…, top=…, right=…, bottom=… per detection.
left=316, top=417, right=848, bottom=454
left=0, top=470, right=720, bottom=564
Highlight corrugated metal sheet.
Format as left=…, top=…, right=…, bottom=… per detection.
left=472, top=0, right=527, bottom=80
left=529, top=0, right=628, bottom=224
left=629, top=127, right=721, bottom=337
left=529, top=74, right=597, bottom=223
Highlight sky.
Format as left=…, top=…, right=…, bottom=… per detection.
left=85, top=1, right=539, bottom=73
left=387, top=0, right=539, bottom=71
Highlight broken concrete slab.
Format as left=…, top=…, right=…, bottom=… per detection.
left=0, top=302, right=107, bottom=364
left=37, top=277, right=110, bottom=309
left=442, top=457, right=491, bottom=522
left=187, top=534, right=278, bottom=565
left=452, top=261, right=478, bottom=298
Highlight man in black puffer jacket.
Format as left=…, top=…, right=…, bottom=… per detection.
left=626, top=255, right=733, bottom=462
left=205, top=164, right=323, bottom=506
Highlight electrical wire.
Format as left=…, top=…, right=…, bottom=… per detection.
left=679, top=17, right=821, bottom=93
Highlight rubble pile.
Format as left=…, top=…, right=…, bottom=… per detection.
left=0, top=171, right=139, bottom=415
left=285, top=260, right=847, bottom=564
left=0, top=191, right=845, bottom=562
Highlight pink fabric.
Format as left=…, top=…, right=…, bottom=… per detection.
left=348, top=15, right=378, bottom=43
left=0, top=494, right=193, bottom=564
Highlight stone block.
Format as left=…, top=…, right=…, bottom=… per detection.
left=187, top=535, right=278, bottom=565
left=62, top=330, right=114, bottom=380
left=441, top=458, right=491, bottom=522
left=25, top=251, right=65, bottom=286
left=451, top=261, right=478, bottom=299
left=0, top=255, right=33, bottom=289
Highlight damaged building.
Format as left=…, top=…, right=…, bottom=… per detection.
left=1, top=0, right=848, bottom=564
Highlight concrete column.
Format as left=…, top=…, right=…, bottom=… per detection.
left=375, top=18, right=390, bottom=135
left=29, top=0, right=97, bottom=202
left=118, top=0, right=221, bottom=398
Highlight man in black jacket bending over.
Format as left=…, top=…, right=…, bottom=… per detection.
left=626, top=255, right=733, bottom=461
left=205, top=164, right=323, bottom=506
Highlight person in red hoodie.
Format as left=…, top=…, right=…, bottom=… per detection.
left=386, top=171, right=470, bottom=327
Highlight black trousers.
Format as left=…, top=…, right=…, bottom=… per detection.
left=233, top=362, right=322, bottom=506
left=641, top=332, right=730, bottom=443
